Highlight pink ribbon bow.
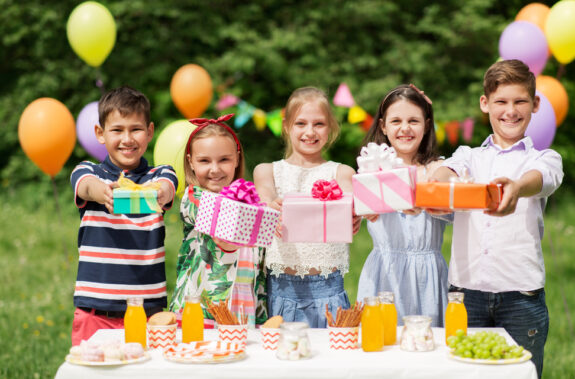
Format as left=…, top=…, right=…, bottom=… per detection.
left=220, top=179, right=263, bottom=205
left=311, top=180, right=343, bottom=201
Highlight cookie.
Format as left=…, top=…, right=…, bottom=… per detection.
left=262, top=315, right=283, bottom=329
left=148, top=311, right=177, bottom=326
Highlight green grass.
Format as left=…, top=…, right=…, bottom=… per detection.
left=0, top=183, right=573, bottom=378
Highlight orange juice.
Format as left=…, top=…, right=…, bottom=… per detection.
left=445, top=292, right=467, bottom=344
left=124, top=297, right=147, bottom=348
left=361, top=296, right=384, bottom=352
left=182, top=295, right=204, bottom=343
left=378, top=291, right=398, bottom=346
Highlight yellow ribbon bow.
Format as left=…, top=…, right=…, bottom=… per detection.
left=117, top=173, right=162, bottom=213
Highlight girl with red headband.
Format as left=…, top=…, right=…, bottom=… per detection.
left=169, top=114, right=267, bottom=328
left=254, top=87, right=361, bottom=328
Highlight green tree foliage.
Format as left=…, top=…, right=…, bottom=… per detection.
left=1, top=0, right=571, bottom=190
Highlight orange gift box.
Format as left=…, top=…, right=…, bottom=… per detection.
left=415, top=182, right=502, bottom=211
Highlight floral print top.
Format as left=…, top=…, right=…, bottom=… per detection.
left=170, top=186, right=267, bottom=325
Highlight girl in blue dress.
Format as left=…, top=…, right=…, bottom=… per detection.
left=356, top=84, right=450, bottom=327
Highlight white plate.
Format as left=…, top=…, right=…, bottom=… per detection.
left=163, top=341, right=246, bottom=364
left=448, top=350, right=532, bottom=365
left=65, top=352, right=150, bottom=366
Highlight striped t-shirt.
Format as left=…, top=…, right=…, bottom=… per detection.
left=70, top=157, right=178, bottom=312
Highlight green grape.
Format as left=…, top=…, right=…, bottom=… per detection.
left=449, top=331, right=526, bottom=360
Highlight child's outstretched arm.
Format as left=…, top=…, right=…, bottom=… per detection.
left=77, top=177, right=116, bottom=213
left=487, top=170, right=543, bottom=217
left=253, top=163, right=281, bottom=210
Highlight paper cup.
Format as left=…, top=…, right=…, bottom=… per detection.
left=218, top=324, right=248, bottom=348
left=260, top=327, right=281, bottom=350
left=328, top=326, right=359, bottom=350
left=148, top=324, right=177, bottom=350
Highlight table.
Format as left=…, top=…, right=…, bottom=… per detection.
left=55, top=328, right=537, bottom=379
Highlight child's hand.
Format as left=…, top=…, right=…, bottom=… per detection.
left=157, top=180, right=175, bottom=209
left=268, top=197, right=283, bottom=211
left=363, top=214, right=380, bottom=223
left=102, top=181, right=117, bottom=213
left=78, top=177, right=116, bottom=213
left=402, top=207, right=422, bottom=216
left=352, top=213, right=362, bottom=235
left=485, top=177, right=518, bottom=217
left=423, top=208, right=453, bottom=216
left=213, top=237, right=241, bottom=253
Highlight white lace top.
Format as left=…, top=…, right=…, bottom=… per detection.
left=265, top=160, right=350, bottom=278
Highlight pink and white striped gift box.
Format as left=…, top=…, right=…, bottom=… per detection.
left=352, top=166, right=417, bottom=215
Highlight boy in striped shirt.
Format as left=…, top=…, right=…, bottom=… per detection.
left=70, top=86, right=178, bottom=345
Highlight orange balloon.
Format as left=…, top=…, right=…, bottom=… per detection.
left=536, top=75, right=569, bottom=126
left=170, top=64, right=213, bottom=119
left=516, top=3, right=550, bottom=32
left=18, top=98, right=76, bottom=177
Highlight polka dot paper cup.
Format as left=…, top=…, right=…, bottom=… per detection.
left=328, top=326, right=359, bottom=350
left=218, top=324, right=248, bottom=348
left=148, top=324, right=177, bottom=350
left=260, top=327, right=281, bottom=350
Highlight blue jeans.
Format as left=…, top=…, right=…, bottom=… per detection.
left=450, top=286, right=548, bottom=379
left=267, top=271, right=350, bottom=328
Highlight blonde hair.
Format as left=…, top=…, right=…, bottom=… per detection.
left=184, top=124, right=245, bottom=187
left=282, top=87, right=340, bottom=158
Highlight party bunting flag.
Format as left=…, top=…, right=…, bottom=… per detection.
left=435, top=121, right=446, bottom=145
left=333, top=83, right=355, bottom=108
left=267, top=109, right=283, bottom=137
left=361, top=113, right=374, bottom=131
left=445, top=120, right=460, bottom=145
left=216, top=93, right=240, bottom=111
left=252, top=109, right=267, bottom=131
left=462, top=117, right=474, bottom=142
left=234, top=101, right=255, bottom=128
left=348, top=105, right=367, bottom=124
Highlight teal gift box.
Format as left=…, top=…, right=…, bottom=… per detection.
left=113, top=189, right=160, bottom=214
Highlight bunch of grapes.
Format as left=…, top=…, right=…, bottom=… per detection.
left=447, top=330, right=526, bottom=360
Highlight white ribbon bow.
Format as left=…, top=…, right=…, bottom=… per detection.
left=448, top=168, right=474, bottom=209
left=357, top=142, right=404, bottom=173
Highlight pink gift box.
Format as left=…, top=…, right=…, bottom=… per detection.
left=195, top=191, right=280, bottom=248
left=352, top=166, right=416, bottom=215
left=281, top=193, right=353, bottom=243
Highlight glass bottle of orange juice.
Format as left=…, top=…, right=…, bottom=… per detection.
left=124, top=297, right=147, bottom=348
left=182, top=295, right=204, bottom=343
left=361, top=296, right=384, bottom=352
left=445, top=292, right=467, bottom=344
left=378, top=291, right=397, bottom=345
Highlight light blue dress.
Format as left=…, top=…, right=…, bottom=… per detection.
left=357, top=211, right=450, bottom=327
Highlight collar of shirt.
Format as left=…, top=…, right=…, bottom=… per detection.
left=102, top=156, right=150, bottom=179
left=481, top=135, right=533, bottom=153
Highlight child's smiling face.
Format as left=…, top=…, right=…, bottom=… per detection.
left=381, top=99, right=426, bottom=165
left=287, top=101, right=330, bottom=158
left=187, top=135, right=239, bottom=193
left=96, top=110, right=153, bottom=171
left=480, top=83, right=540, bottom=149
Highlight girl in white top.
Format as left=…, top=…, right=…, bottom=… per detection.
left=254, top=87, right=360, bottom=327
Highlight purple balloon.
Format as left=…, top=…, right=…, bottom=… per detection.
left=525, top=91, right=556, bottom=150
left=499, top=21, right=549, bottom=76
left=76, top=101, right=107, bottom=161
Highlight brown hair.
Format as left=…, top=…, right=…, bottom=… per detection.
left=282, top=87, right=340, bottom=158
left=363, top=84, right=439, bottom=166
left=483, top=59, right=536, bottom=99
left=183, top=123, right=245, bottom=187
left=98, top=86, right=151, bottom=128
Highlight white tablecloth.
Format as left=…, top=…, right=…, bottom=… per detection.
left=55, top=327, right=537, bottom=379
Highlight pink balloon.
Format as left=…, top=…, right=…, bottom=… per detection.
left=76, top=101, right=107, bottom=161
left=525, top=91, right=556, bottom=150
left=499, top=21, right=549, bottom=76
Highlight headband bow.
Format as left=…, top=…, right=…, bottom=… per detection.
left=186, top=113, right=241, bottom=154
left=189, top=113, right=235, bottom=128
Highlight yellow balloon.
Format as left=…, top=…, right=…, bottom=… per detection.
left=545, top=0, right=575, bottom=64
left=153, top=120, right=195, bottom=197
left=66, top=2, right=116, bottom=67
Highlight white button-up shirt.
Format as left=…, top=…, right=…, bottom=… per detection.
left=443, top=135, right=563, bottom=292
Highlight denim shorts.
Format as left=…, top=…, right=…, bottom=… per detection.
left=450, top=286, right=548, bottom=379
left=267, top=271, right=350, bottom=328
